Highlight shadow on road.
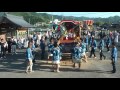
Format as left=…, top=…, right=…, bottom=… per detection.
left=0, top=51, right=53, bottom=73
left=0, top=51, right=113, bottom=74
left=80, top=69, right=112, bottom=74
left=60, top=68, right=112, bottom=74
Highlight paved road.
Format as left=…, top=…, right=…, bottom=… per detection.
left=0, top=49, right=120, bottom=78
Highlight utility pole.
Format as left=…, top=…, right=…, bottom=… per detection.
left=27, top=18, right=30, bottom=37
left=61, top=12, right=64, bottom=20
left=52, top=15, right=53, bottom=23
left=52, top=15, right=53, bottom=30
left=51, top=12, right=54, bottom=33
left=79, top=22, right=81, bottom=37
left=51, top=12, right=54, bottom=22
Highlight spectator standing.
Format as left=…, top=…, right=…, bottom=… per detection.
left=25, top=43, right=34, bottom=74
left=98, top=38, right=106, bottom=60
left=11, top=39, right=17, bottom=55
left=111, top=43, right=118, bottom=73
left=7, top=38, right=12, bottom=53
left=106, top=35, right=111, bottom=52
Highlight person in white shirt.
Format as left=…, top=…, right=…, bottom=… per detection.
left=24, top=39, right=29, bottom=48
left=37, top=33, right=41, bottom=46
left=21, top=37, right=24, bottom=45
left=14, top=38, right=17, bottom=44
left=18, top=38, right=22, bottom=49
left=4, top=41, right=8, bottom=57
left=11, top=39, right=17, bottom=55
left=114, top=32, right=119, bottom=46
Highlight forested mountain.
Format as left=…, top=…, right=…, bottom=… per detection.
left=7, top=12, right=120, bottom=25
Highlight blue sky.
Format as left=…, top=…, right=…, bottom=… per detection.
left=39, top=12, right=120, bottom=18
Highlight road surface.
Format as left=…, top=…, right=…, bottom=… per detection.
left=0, top=49, right=120, bottom=78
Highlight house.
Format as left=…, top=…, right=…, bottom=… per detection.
left=0, top=12, right=34, bottom=40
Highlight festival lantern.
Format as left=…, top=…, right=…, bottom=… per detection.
left=88, top=20, right=91, bottom=25
left=89, top=20, right=92, bottom=25
left=90, top=20, right=93, bottom=25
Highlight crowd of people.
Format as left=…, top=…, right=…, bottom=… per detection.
left=0, top=37, right=18, bottom=58
left=0, top=30, right=119, bottom=74
left=25, top=30, right=119, bottom=74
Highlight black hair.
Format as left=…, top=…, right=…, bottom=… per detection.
left=31, top=38, right=33, bottom=41
left=92, top=37, right=94, bottom=40
left=80, top=38, right=83, bottom=42
left=112, top=42, right=116, bottom=46
left=45, top=36, right=47, bottom=40
left=28, top=42, right=32, bottom=48
left=50, top=37, right=54, bottom=42
left=54, top=41, right=58, bottom=47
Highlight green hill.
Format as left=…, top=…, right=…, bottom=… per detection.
left=7, top=12, right=120, bottom=26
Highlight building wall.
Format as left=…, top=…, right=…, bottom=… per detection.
left=17, top=29, right=27, bottom=38
left=0, top=28, right=28, bottom=40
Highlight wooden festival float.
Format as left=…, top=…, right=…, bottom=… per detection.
left=52, top=20, right=94, bottom=64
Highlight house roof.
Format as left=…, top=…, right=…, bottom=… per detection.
left=0, top=12, right=35, bottom=28
left=59, top=20, right=80, bottom=25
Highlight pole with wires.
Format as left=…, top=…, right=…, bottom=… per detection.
left=27, top=18, right=30, bottom=38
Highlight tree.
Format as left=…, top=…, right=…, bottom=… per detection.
left=8, top=12, right=120, bottom=26
left=94, top=21, right=104, bottom=26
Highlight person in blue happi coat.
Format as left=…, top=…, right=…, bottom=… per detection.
left=72, top=42, right=82, bottom=69
left=81, top=38, right=88, bottom=62
left=25, top=43, right=34, bottom=73
left=98, top=38, right=106, bottom=60
left=89, top=36, right=97, bottom=58
left=111, top=42, right=118, bottom=73
left=106, top=35, right=111, bottom=52
left=51, top=41, right=61, bottom=72
left=84, top=35, right=89, bottom=53
left=47, top=38, right=54, bottom=61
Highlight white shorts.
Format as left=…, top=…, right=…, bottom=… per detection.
left=26, top=58, right=33, bottom=66
left=72, top=57, right=82, bottom=63
left=52, top=60, right=60, bottom=64
left=60, top=56, right=62, bottom=60
left=81, top=52, right=86, bottom=56
left=49, top=54, right=53, bottom=56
